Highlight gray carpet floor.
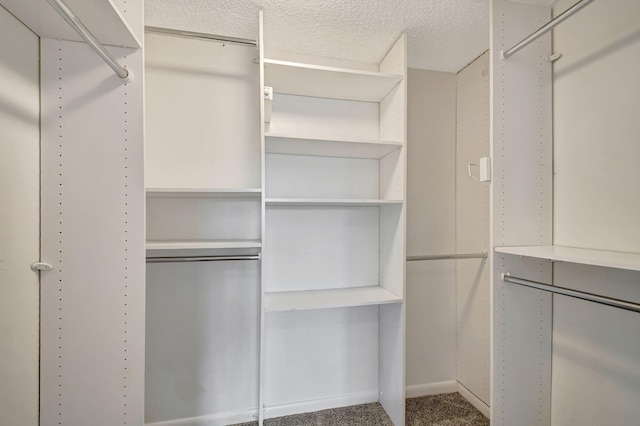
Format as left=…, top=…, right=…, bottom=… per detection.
left=233, top=392, right=489, bottom=426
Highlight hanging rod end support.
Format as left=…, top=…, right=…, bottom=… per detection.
left=545, top=53, right=562, bottom=62
left=500, top=50, right=507, bottom=60
left=501, top=272, right=510, bottom=281
left=121, top=69, right=134, bottom=83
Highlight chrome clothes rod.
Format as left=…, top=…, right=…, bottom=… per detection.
left=502, top=273, right=640, bottom=314
left=145, top=26, right=258, bottom=47
left=407, top=252, right=487, bottom=261
left=147, top=255, right=261, bottom=264
left=501, top=0, right=596, bottom=59
left=47, top=0, right=133, bottom=82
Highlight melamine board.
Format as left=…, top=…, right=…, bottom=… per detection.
left=1, top=0, right=141, bottom=48
left=496, top=245, right=640, bottom=272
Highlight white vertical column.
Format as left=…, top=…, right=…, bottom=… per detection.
left=490, top=1, right=553, bottom=424
left=39, top=36, right=144, bottom=425
left=379, top=33, right=407, bottom=426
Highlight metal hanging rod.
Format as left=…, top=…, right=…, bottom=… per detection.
left=502, top=273, right=640, bottom=314
left=47, top=0, right=133, bottom=82
left=501, top=0, right=596, bottom=59
left=145, top=26, right=258, bottom=47
left=147, top=255, right=261, bottom=264
left=407, top=252, right=488, bottom=262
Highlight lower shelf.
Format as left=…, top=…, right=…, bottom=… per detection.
left=265, top=286, right=403, bottom=312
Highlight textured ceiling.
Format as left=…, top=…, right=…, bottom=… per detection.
left=145, top=0, right=492, bottom=72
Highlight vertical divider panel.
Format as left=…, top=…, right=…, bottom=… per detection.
left=379, top=33, right=407, bottom=426
left=456, top=51, right=491, bottom=407
left=490, top=1, right=553, bottom=425
left=40, top=38, right=145, bottom=425
left=258, top=10, right=267, bottom=426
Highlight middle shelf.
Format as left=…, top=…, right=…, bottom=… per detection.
left=265, top=286, right=403, bottom=312
left=146, top=240, right=262, bottom=257
left=266, top=198, right=403, bottom=206
left=265, top=133, right=403, bottom=159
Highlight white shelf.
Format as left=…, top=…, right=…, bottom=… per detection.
left=1, top=0, right=141, bottom=48
left=146, top=240, right=262, bottom=251
left=265, top=286, right=403, bottom=312
left=266, top=198, right=403, bottom=207
left=146, top=188, right=261, bottom=198
left=264, top=59, right=402, bottom=102
left=495, top=245, right=640, bottom=272
left=265, top=133, right=402, bottom=159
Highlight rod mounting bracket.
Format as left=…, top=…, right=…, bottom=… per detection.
left=31, top=262, right=53, bottom=272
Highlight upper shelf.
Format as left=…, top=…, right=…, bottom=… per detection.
left=495, top=245, right=640, bottom=272
left=265, top=133, right=402, bottom=160
left=264, top=59, right=403, bottom=102
left=1, top=0, right=141, bottom=48
left=146, top=188, right=261, bottom=198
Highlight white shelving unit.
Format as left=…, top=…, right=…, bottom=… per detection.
left=261, top=33, right=407, bottom=425
left=495, top=245, right=640, bottom=272
left=264, top=58, right=402, bottom=102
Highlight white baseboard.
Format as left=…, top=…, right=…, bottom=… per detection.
left=144, top=408, right=258, bottom=426
left=457, top=382, right=490, bottom=419
left=264, top=390, right=379, bottom=419
left=405, top=380, right=458, bottom=398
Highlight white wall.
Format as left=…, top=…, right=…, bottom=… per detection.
left=405, top=68, right=457, bottom=394
left=551, top=0, right=640, bottom=423
left=0, top=6, right=40, bottom=426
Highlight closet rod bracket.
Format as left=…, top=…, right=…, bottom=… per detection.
left=31, top=262, right=53, bottom=272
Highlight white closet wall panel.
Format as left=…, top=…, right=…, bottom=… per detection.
left=551, top=263, right=640, bottom=425
left=264, top=307, right=380, bottom=416
left=145, top=34, right=261, bottom=189
left=265, top=154, right=379, bottom=199
left=147, top=197, right=261, bottom=241
left=268, top=94, right=379, bottom=141
left=456, top=52, right=490, bottom=406
left=405, top=69, right=457, bottom=394
left=265, top=206, right=379, bottom=292
left=145, top=262, right=260, bottom=424
left=0, top=7, right=40, bottom=425
left=40, top=38, right=145, bottom=425
left=553, top=0, right=640, bottom=252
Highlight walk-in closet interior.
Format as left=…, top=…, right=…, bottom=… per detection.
left=0, top=0, right=638, bottom=425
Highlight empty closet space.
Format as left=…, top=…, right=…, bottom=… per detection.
left=550, top=0, right=640, bottom=423
left=144, top=31, right=262, bottom=424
